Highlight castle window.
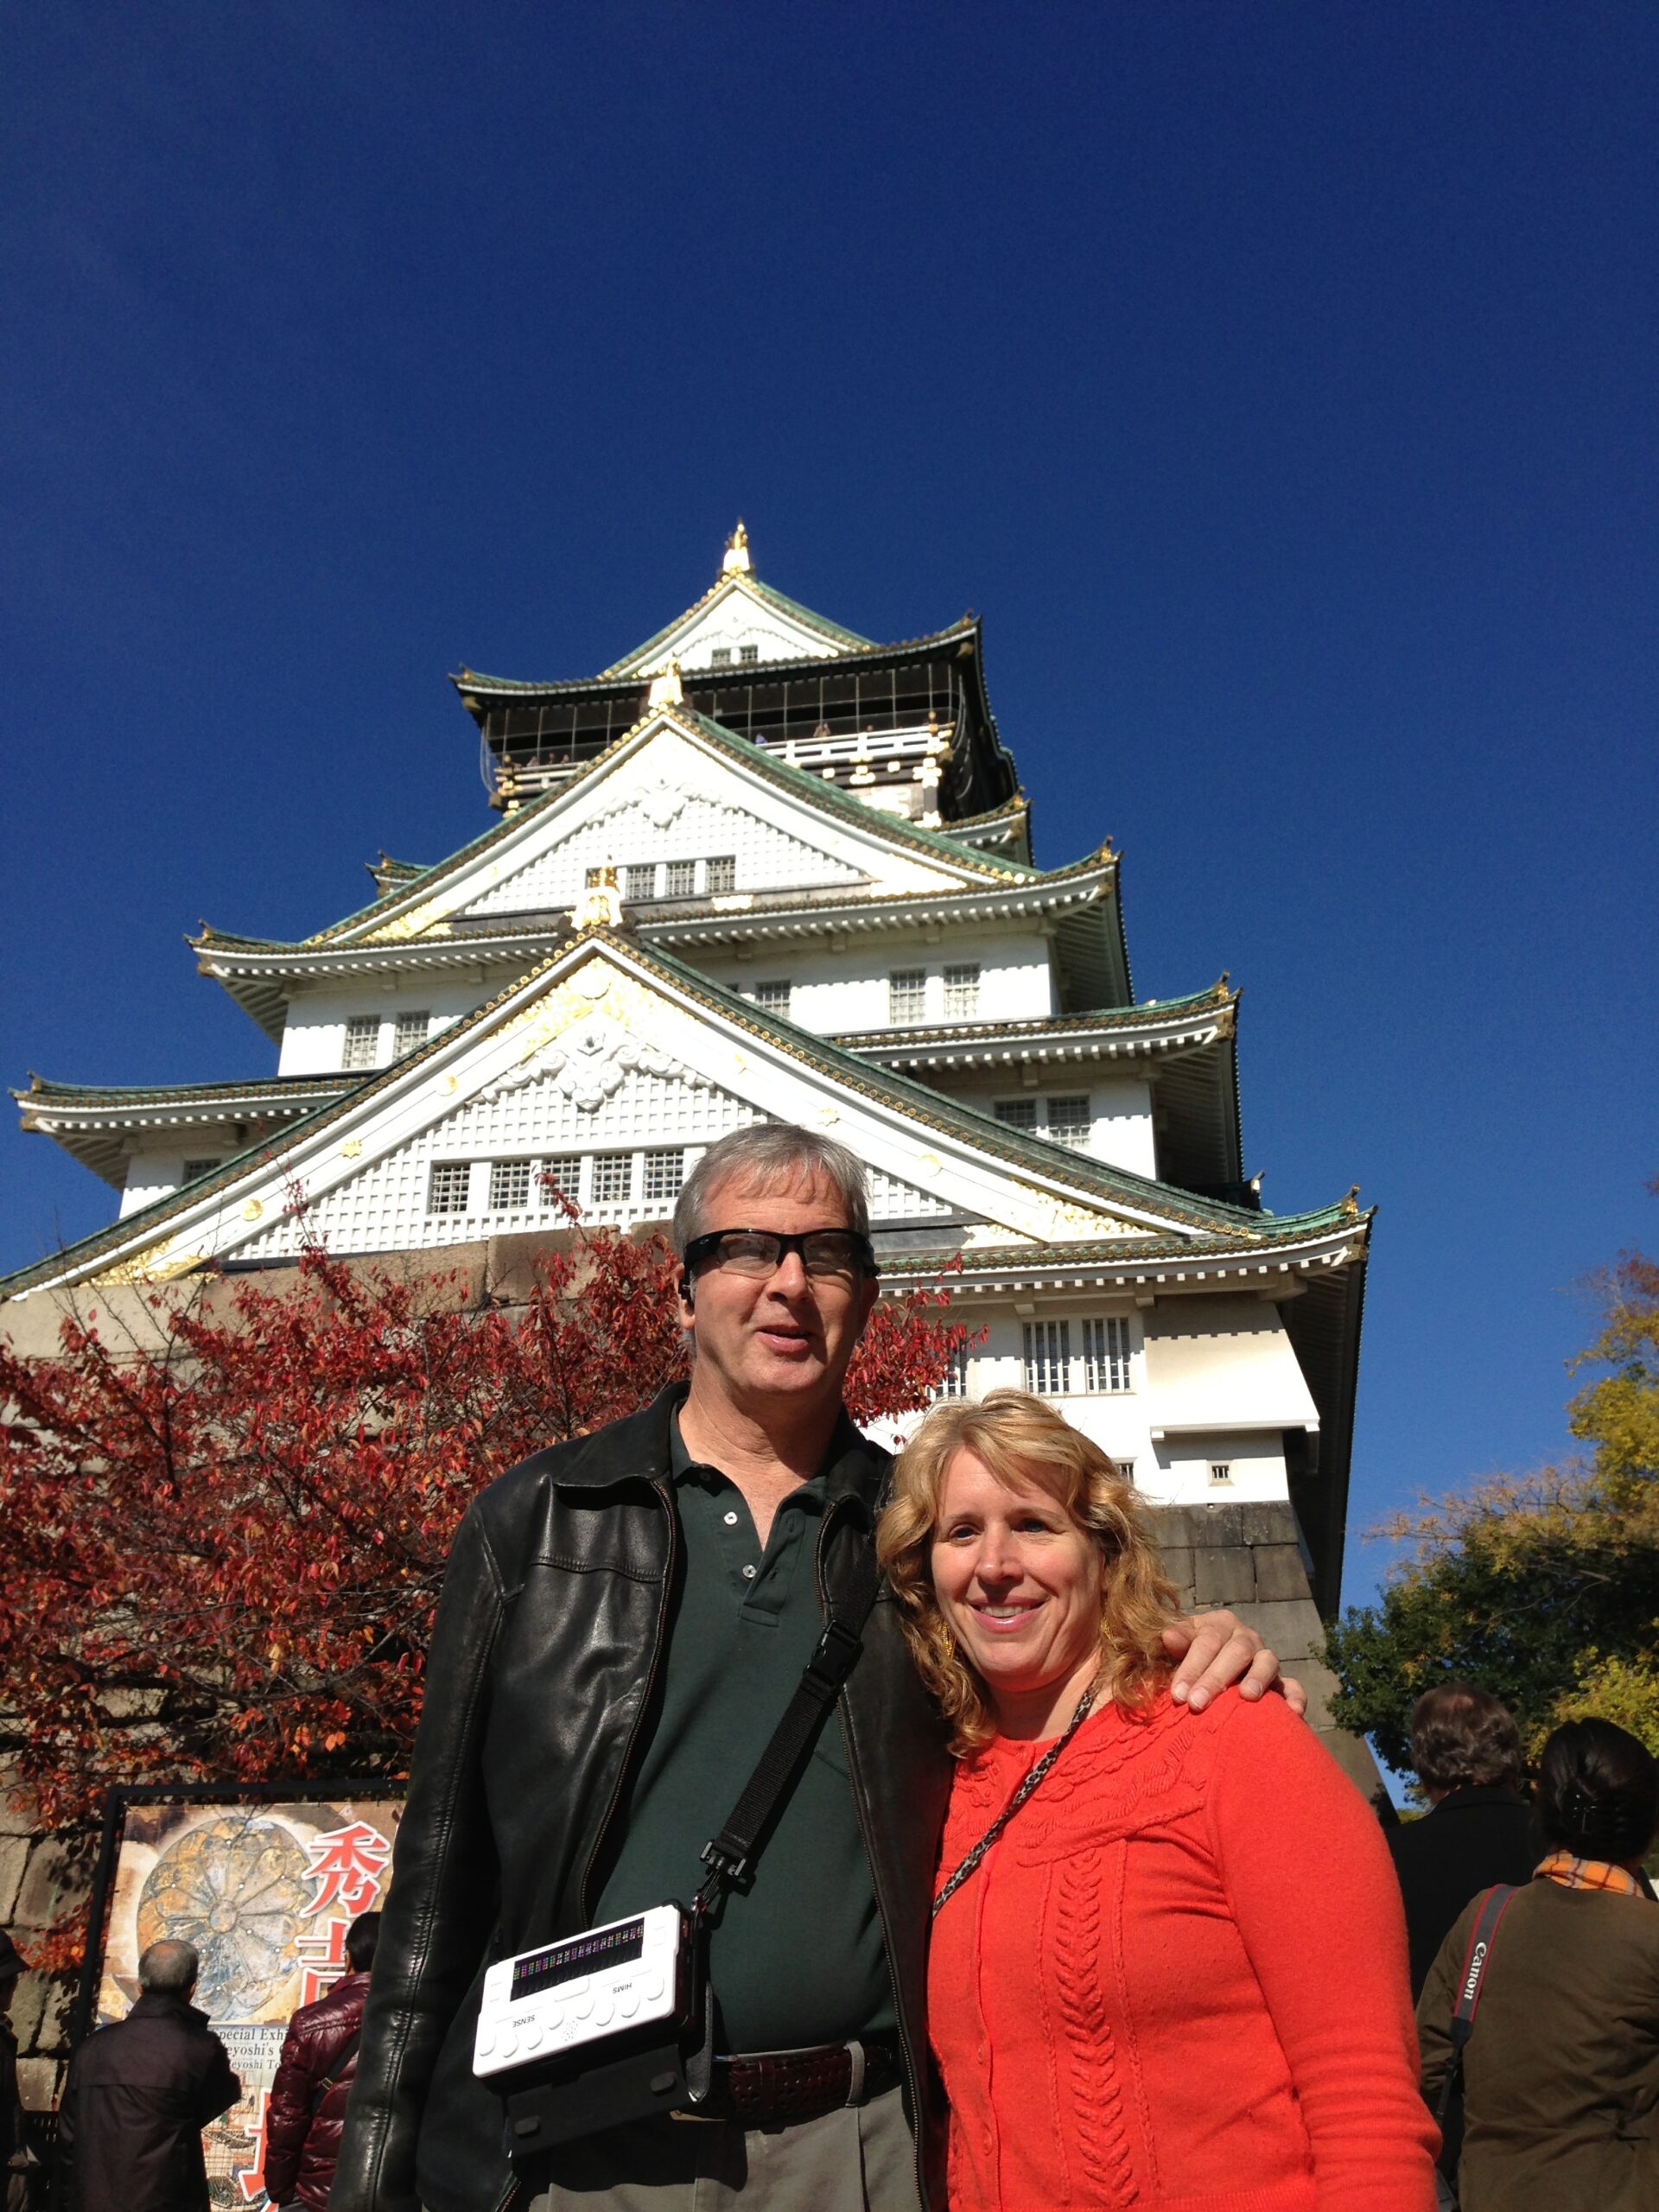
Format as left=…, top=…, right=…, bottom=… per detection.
left=944, top=963, right=980, bottom=1019
left=393, top=1010, right=431, bottom=1058
left=706, top=855, right=737, bottom=895
left=428, top=1162, right=471, bottom=1215
left=182, top=1159, right=219, bottom=1183
left=643, top=1148, right=685, bottom=1204
left=739, top=644, right=759, bottom=664
left=753, top=979, right=792, bottom=1019
left=935, top=1340, right=970, bottom=1401
left=1081, top=1316, right=1132, bottom=1393
left=539, top=1155, right=582, bottom=1206
left=665, top=861, right=697, bottom=899
left=710, top=648, right=732, bottom=666
left=592, top=1152, right=632, bottom=1204
left=995, top=1097, right=1039, bottom=1133
left=1209, top=1463, right=1234, bottom=1486
left=342, top=1015, right=380, bottom=1071
left=1022, top=1320, right=1071, bottom=1396
left=1047, top=1096, right=1091, bottom=1150
left=489, top=1160, right=533, bottom=1211
left=625, top=864, right=657, bottom=902
left=888, top=969, right=927, bottom=1023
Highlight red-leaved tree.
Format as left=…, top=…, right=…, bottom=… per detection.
left=0, top=1223, right=966, bottom=1962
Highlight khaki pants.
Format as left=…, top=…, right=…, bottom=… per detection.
left=517, top=2082, right=921, bottom=2212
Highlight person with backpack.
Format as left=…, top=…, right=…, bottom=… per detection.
left=263, top=1913, right=380, bottom=2212
left=1417, top=1719, right=1659, bottom=2210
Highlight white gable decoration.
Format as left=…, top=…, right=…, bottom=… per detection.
left=608, top=578, right=852, bottom=679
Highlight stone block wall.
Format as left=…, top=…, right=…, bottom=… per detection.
left=1147, top=1499, right=1390, bottom=1810
left=0, top=1777, right=88, bottom=2110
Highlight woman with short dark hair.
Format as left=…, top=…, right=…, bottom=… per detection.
left=1418, top=1717, right=1659, bottom=2209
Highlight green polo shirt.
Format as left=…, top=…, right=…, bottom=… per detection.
left=593, top=1414, right=894, bottom=2053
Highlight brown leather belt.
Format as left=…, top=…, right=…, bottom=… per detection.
left=674, top=2033, right=903, bottom=2128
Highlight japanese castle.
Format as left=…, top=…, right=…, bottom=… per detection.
left=8, top=528, right=1373, bottom=1713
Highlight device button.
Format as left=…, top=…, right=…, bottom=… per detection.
left=571, top=1990, right=594, bottom=2018
left=619, top=1987, right=641, bottom=2018
left=522, top=2019, right=543, bottom=2050
left=565, top=1977, right=589, bottom=1998
left=543, top=2005, right=564, bottom=2031
left=645, top=1974, right=666, bottom=2003
left=499, top=2031, right=519, bottom=2062
left=593, top=1996, right=615, bottom=2027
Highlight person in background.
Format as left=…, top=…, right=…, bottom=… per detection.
left=263, top=1912, right=381, bottom=2212
left=880, top=1389, right=1439, bottom=2211
left=0, top=1934, right=27, bottom=2212
left=55, top=1937, right=240, bottom=2212
left=1419, top=1717, right=1659, bottom=2209
left=1389, top=1682, right=1538, bottom=1999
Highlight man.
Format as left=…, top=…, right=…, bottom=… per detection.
left=56, top=1937, right=239, bottom=2212
left=335, top=1125, right=1298, bottom=2212
left=1389, top=1681, right=1538, bottom=1999
left=264, top=1912, right=381, bottom=2211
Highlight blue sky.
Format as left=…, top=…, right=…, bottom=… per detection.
left=3, top=3, right=1654, bottom=1620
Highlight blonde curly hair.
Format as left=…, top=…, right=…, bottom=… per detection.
left=877, top=1389, right=1179, bottom=1755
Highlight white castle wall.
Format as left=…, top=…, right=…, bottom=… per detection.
left=698, top=929, right=1054, bottom=1034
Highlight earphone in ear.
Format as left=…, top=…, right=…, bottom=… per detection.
left=678, top=1274, right=695, bottom=1306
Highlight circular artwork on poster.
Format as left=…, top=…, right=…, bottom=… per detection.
left=136, top=1813, right=313, bottom=2019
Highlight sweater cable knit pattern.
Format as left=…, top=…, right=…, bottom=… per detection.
left=929, top=1688, right=1440, bottom=2212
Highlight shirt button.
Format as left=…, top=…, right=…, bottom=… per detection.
left=741, top=1564, right=757, bottom=1580
left=723, top=1511, right=739, bottom=1526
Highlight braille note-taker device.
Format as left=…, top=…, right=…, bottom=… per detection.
left=476, top=1558, right=882, bottom=2158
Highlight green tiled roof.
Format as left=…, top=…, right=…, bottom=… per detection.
left=601, top=572, right=877, bottom=678
left=20, top=1073, right=350, bottom=1110
left=3, top=930, right=1357, bottom=1300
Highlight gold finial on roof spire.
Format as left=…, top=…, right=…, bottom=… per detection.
left=721, top=519, right=753, bottom=575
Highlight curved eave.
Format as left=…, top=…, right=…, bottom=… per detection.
left=458, top=620, right=977, bottom=703
left=194, top=868, right=1122, bottom=1006
left=17, top=1074, right=354, bottom=1188
left=877, top=1215, right=1369, bottom=1291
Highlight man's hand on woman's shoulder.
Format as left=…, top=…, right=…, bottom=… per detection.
left=1160, top=1611, right=1310, bottom=1719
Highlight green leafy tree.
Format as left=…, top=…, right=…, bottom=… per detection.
left=1325, top=1192, right=1659, bottom=1773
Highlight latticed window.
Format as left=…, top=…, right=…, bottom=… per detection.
left=1209, top=1463, right=1234, bottom=1487
left=592, top=1152, right=632, bottom=1203
left=1047, top=1096, right=1091, bottom=1150
left=428, top=1162, right=471, bottom=1215
left=1116, top=1459, right=1136, bottom=1485
left=342, top=1015, right=380, bottom=1071
left=1022, top=1320, right=1071, bottom=1395
left=625, top=864, right=657, bottom=902
left=1082, top=1316, right=1132, bottom=1393
left=935, top=1340, right=970, bottom=1401
left=393, top=1010, right=430, bottom=1058
left=706, top=855, right=737, bottom=895
left=739, top=644, right=759, bottom=664
left=888, top=969, right=927, bottom=1023
left=710, top=647, right=732, bottom=666
left=943, top=963, right=980, bottom=1019
left=538, top=1155, right=582, bottom=1206
left=489, top=1160, right=533, bottom=1211
left=995, top=1097, right=1039, bottom=1132
left=664, top=861, right=697, bottom=899
left=753, top=979, right=792, bottom=1018
left=643, top=1148, right=685, bottom=1204
left=182, top=1158, right=219, bottom=1183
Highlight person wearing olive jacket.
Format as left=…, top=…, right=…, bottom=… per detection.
left=332, top=1125, right=1300, bottom=2212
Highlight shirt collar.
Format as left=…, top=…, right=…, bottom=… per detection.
left=668, top=1406, right=873, bottom=1509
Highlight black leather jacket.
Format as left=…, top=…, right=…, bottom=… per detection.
left=332, top=1386, right=952, bottom=2212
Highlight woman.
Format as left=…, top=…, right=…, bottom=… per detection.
left=878, top=1389, right=1438, bottom=2211
left=1417, top=1718, right=1659, bottom=2210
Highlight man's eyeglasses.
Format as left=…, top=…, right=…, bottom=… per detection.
left=681, top=1229, right=878, bottom=1281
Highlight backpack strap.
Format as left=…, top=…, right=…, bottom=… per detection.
left=1435, top=1885, right=1520, bottom=2121
left=308, top=2025, right=362, bottom=2119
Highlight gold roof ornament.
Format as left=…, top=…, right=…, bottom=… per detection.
left=721, top=519, right=753, bottom=576
left=570, top=861, right=625, bottom=934
left=646, top=660, right=684, bottom=708
left=1339, top=1185, right=1361, bottom=1220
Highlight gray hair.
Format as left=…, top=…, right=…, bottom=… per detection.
left=672, top=1125, right=870, bottom=1255
left=137, top=1939, right=199, bottom=1995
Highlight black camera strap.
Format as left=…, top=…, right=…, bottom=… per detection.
left=1435, top=1882, right=1520, bottom=2122
left=695, top=1536, right=881, bottom=1917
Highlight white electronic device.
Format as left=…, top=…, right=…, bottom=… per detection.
left=473, top=1904, right=693, bottom=2081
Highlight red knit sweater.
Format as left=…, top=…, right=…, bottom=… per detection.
left=929, top=1688, right=1439, bottom=2211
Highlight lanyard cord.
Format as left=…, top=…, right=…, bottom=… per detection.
left=932, top=1684, right=1098, bottom=1919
